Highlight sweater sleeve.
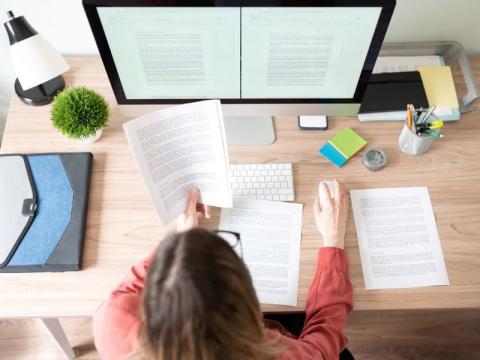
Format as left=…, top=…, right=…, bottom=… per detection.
left=278, top=247, right=354, bottom=360
left=93, top=249, right=157, bottom=360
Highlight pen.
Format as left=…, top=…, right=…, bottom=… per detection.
left=421, top=106, right=436, bottom=124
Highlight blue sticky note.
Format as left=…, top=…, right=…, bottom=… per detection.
left=319, top=142, right=348, bottom=167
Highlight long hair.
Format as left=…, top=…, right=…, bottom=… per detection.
left=138, top=228, right=280, bottom=360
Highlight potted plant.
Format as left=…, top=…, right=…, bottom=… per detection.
left=51, top=86, right=109, bottom=143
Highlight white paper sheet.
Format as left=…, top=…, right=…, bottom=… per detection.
left=124, top=100, right=232, bottom=225
left=350, top=187, right=449, bottom=290
left=219, top=198, right=303, bottom=306
left=372, top=55, right=442, bottom=74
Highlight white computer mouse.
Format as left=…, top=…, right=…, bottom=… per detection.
left=319, top=181, right=335, bottom=198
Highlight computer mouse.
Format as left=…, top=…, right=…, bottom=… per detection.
left=319, top=181, right=335, bottom=198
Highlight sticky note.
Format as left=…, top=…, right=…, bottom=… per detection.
left=329, top=127, right=367, bottom=159
left=418, top=66, right=459, bottom=108
left=319, top=142, right=348, bottom=168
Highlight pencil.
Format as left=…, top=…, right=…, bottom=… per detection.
left=407, top=104, right=412, bottom=129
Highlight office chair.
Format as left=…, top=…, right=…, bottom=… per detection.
left=264, top=312, right=354, bottom=360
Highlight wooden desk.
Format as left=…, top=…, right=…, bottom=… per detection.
left=1, top=56, right=480, bottom=320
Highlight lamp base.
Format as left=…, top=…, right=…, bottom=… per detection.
left=14, top=76, right=65, bottom=106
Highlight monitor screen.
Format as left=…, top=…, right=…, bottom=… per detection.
left=84, top=1, right=395, bottom=105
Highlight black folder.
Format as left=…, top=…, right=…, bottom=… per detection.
left=359, top=71, right=429, bottom=114
left=0, top=152, right=92, bottom=273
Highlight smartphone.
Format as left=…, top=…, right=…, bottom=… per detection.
left=298, top=116, right=328, bottom=130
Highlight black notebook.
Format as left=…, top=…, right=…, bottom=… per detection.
left=358, top=71, right=429, bottom=119
left=0, top=152, right=92, bottom=273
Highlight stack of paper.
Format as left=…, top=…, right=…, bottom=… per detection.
left=123, top=100, right=232, bottom=225
left=319, top=127, right=367, bottom=167
left=372, top=55, right=443, bottom=74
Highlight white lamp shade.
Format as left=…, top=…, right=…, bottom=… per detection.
left=10, top=33, right=70, bottom=90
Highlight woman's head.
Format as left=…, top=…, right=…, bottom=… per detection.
left=140, top=228, right=278, bottom=360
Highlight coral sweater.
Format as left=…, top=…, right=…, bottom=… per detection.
left=93, top=247, right=353, bottom=360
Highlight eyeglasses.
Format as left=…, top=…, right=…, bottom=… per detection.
left=213, top=230, right=243, bottom=258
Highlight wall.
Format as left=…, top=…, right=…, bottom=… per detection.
left=0, top=0, right=98, bottom=143
left=1, top=0, right=479, bottom=142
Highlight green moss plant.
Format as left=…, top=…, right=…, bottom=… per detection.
left=51, top=87, right=109, bottom=139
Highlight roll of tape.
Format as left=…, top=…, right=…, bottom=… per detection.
left=363, top=147, right=388, bottom=171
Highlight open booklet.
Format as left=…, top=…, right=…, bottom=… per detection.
left=124, top=100, right=232, bottom=225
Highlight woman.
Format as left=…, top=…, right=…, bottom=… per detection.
left=93, top=180, right=353, bottom=360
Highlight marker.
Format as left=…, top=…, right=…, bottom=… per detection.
left=416, top=120, right=444, bottom=131
left=429, top=120, right=444, bottom=130
left=426, top=131, right=444, bottom=138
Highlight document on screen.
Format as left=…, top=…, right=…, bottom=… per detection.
left=350, top=187, right=449, bottom=290
left=241, top=7, right=381, bottom=99
left=219, top=198, right=303, bottom=306
left=124, top=100, right=232, bottom=225
left=98, top=7, right=240, bottom=99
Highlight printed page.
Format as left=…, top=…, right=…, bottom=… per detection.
left=350, top=187, right=449, bottom=290
left=373, top=56, right=442, bottom=74
left=241, top=7, right=381, bottom=99
left=219, top=198, right=303, bottom=306
left=124, top=100, right=232, bottom=225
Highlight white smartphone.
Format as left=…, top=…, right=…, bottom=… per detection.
left=298, top=116, right=328, bottom=130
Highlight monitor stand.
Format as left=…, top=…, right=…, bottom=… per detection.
left=224, top=116, right=275, bottom=145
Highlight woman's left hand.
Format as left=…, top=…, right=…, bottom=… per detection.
left=177, top=188, right=211, bottom=232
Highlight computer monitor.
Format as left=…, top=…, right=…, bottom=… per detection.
left=83, top=0, right=395, bottom=143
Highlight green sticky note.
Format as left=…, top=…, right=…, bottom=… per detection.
left=329, top=127, right=367, bottom=159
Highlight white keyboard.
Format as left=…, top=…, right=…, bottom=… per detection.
left=230, top=163, right=294, bottom=201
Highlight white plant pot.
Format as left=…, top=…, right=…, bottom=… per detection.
left=78, top=128, right=103, bottom=144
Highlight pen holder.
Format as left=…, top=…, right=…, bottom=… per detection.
left=398, top=124, right=434, bottom=155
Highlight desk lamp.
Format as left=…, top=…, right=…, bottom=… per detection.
left=3, top=11, right=70, bottom=106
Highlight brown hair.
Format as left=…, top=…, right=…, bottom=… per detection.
left=138, top=228, right=280, bottom=360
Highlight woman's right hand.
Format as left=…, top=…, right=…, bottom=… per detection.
left=313, top=180, right=349, bottom=249
left=177, top=188, right=211, bottom=232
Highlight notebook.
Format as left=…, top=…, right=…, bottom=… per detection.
left=0, top=153, right=93, bottom=273
left=418, top=66, right=460, bottom=109
left=358, top=71, right=429, bottom=117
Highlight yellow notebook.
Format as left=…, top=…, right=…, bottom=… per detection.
left=418, top=66, right=459, bottom=108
